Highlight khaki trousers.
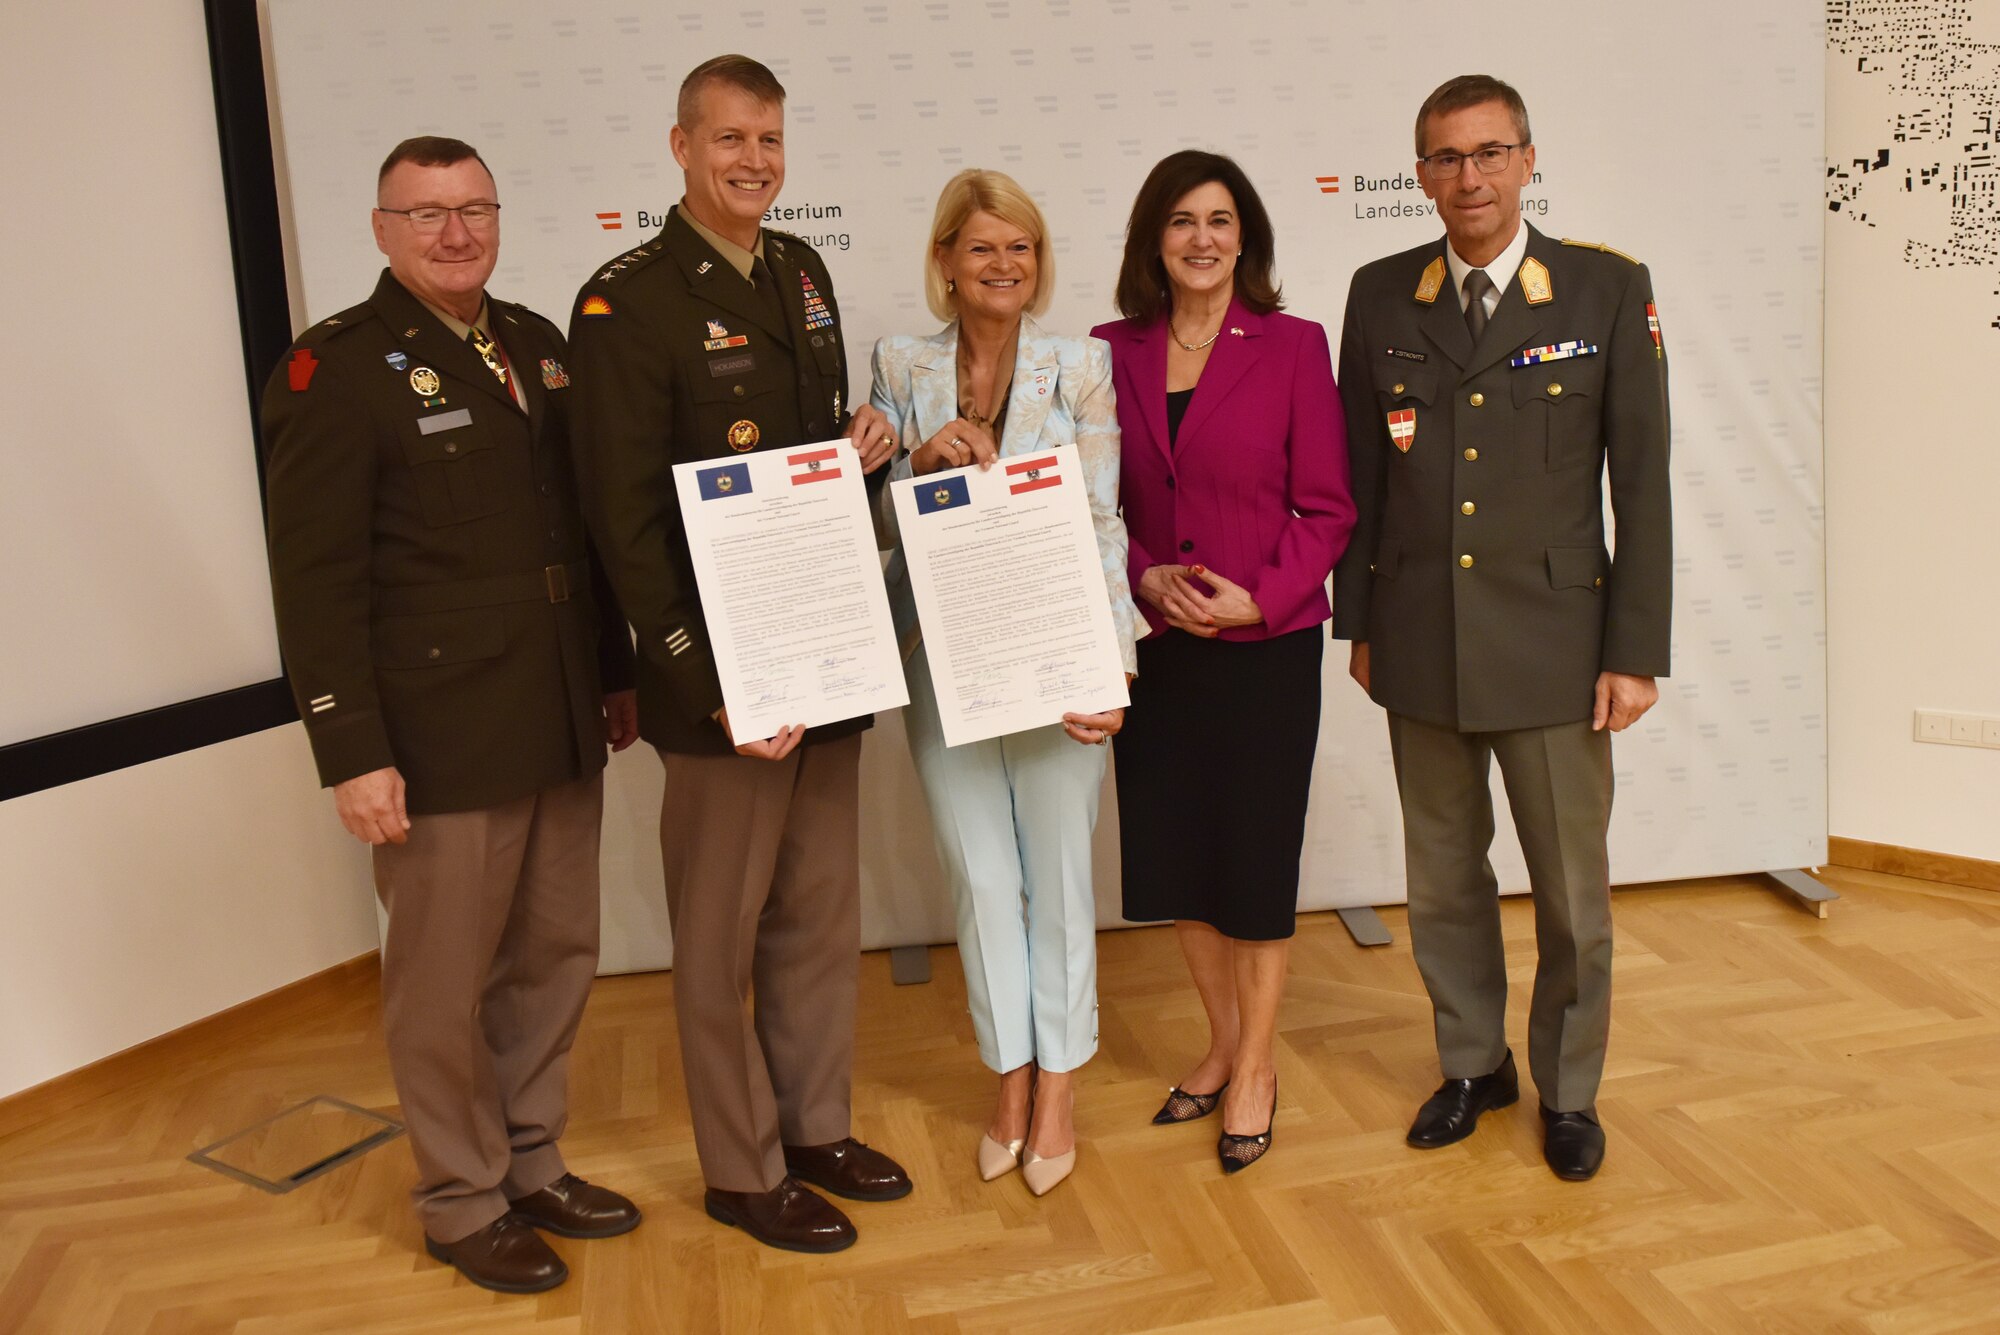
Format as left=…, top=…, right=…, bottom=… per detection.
left=1387, top=714, right=1614, bottom=1113
left=372, top=771, right=603, bottom=1243
left=656, top=735, right=861, bottom=1192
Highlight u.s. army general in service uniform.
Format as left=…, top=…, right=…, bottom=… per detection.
left=1332, top=76, right=1672, bottom=1183
left=564, top=56, right=910, bottom=1255
left=261, top=137, right=643, bottom=1293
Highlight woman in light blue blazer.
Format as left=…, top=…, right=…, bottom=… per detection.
left=871, top=169, right=1141, bottom=1197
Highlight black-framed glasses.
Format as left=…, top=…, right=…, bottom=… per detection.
left=375, top=203, right=502, bottom=232
left=1418, top=145, right=1526, bottom=180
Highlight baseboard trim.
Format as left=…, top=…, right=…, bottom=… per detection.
left=1827, top=837, right=2000, bottom=894
left=0, top=952, right=380, bottom=1140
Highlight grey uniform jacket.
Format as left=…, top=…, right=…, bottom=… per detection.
left=1331, top=224, right=1672, bottom=732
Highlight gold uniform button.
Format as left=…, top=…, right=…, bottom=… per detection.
left=1392, top=382, right=1405, bottom=395
left=1459, top=554, right=1475, bottom=569
left=1593, top=576, right=1604, bottom=588
left=1461, top=501, right=1476, bottom=515
left=428, top=647, right=442, bottom=659
left=1548, top=382, right=1564, bottom=397
left=1469, top=392, right=1485, bottom=407
left=1464, top=447, right=1478, bottom=461
left=444, top=443, right=458, bottom=454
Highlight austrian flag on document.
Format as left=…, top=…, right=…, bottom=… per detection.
left=1006, top=454, right=1062, bottom=494
left=789, top=446, right=842, bottom=484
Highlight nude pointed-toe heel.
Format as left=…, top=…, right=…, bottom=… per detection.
left=977, top=1134, right=1025, bottom=1182
left=1020, top=1147, right=1076, bottom=1197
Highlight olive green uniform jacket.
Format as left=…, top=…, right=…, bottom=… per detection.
left=261, top=270, right=635, bottom=814
left=1331, top=225, right=1672, bottom=730
left=565, top=207, right=881, bottom=755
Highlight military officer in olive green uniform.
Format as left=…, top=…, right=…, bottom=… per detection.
left=1332, top=76, right=1672, bottom=1182
left=263, top=137, right=643, bottom=1293
left=565, top=56, right=909, bottom=1255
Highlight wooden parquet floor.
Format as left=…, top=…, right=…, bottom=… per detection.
left=4, top=868, right=2000, bottom=1334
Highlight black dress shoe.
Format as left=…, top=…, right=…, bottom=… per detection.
left=704, top=1177, right=857, bottom=1253
left=1216, top=1075, right=1277, bottom=1175
left=508, top=1172, right=643, bottom=1238
left=1540, top=1106, right=1606, bottom=1181
left=1151, top=1082, right=1228, bottom=1125
left=424, top=1214, right=568, bottom=1293
left=782, top=1138, right=913, bottom=1201
left=1406, top=1050, right=1519, bottom=1149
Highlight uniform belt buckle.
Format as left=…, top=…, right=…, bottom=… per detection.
left=544, top=564, right=571, bottom=603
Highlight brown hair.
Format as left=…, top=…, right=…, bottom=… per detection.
left=1414, top=75, right=1532, bottom=156
left=376, top=136, right=489, bottom=190
left=924, top=169, right=1055, bottom=321
left=1113, top=150, right=1282, bottom=324
left=677, top=54, right=787, bottom=130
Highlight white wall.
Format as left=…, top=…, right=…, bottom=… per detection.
left=1825, top=11, right=2000, bottom=864
left=0, top=726, right=378, bottom=1100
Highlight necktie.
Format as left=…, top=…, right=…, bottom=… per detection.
left=748, top=255, right=786, bottom=326
left=1462, top=269, right=1494, bottom=344
left=467, top=326, right=508, bottom=388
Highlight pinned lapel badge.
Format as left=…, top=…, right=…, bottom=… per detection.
left=1415, top=256, right=1447, bottom=304
left=1229, top=326, right=1245, bottom=337
left=1034, top=371, right=1050, bottom=397
left=727, top=419, right=761, bottom=452
left=1387, top=408, right=1416, bottom=453
left=696, top=259, right=714, bottom=275
left=578, top=294, right=614, bottom=318
left=1520, top=257, right=1554, bottom=305
left=409, top=367, right=441, bottom=396
left=287, top=348, right=319, bottom=392
left=404, top=326, right=421, bottom=338
left=1646, top=302, right=1663, bottom=358
left=385, top=351, right=409, bottom=371
left=540, top=358, right=571, bottom=390
left=1509, top=341, right=1599, bottom=368
left=423, top=395, right=448, bottom=409
left=704, top=318, right=749, bottom=352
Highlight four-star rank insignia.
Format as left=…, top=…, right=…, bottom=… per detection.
left=727, top=419, right=760, bottom=451
left=1387, top=408, right=1416, bottom=453
left=409, top=366, right=441, bottom=396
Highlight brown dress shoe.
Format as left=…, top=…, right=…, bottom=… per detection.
left=703, top=1177, right=857, bottom=1253
left=507, top=1172, right=643, bottom=1239
left=423, top=1214, right=568, bottom=1293
left=782, top=1137, right=913, bottom=1201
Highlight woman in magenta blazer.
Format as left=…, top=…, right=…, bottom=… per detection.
left=1092, top=150, right=1355, bottom=1174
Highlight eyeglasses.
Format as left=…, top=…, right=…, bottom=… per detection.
left=375, top=203, right=502, bottom=232
left=1417, top=145, right=1526, bottom=181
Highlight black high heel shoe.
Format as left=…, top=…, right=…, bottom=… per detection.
left=1151, top=1081, right=1229, bottom=1125
left=1217, top=1076, right=1277, bottom=1175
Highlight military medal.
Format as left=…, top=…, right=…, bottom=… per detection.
left=1510, top=341, right=1598, bottom=367
left=1387, top=408, right=1416, bottom=453
left=540, top=358, right=570, bottom=390
left=1414, top=256, right=1446, bottom=304
left=727, top=419, right=760, bottom=451
left=800, top=270, right=835, bottom=330
left=1646, top=302, right=1663, bottom=358
left=1520, top=257, right=1553, bottom=305
left=409, top=366, right=441, bottom=396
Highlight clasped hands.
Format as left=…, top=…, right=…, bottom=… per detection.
left=1138, top=563, right=1262, bottom=638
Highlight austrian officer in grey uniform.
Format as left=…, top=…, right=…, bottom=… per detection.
left=263, top=139, right=646, bottom=1290
left=565, top=56, right=909, bottom=1254
left=1332, top=76, right=1672, bottom=1181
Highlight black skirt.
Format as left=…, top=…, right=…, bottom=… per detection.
left=1114, top=625, right=1324, bottom=940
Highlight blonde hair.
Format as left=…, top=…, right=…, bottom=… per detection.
left=925, top=169, right=1055, bottom=322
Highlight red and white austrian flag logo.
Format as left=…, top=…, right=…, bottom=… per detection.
left=1387, top=408, right=1416, bottom=453
left=788, top=446, right=842, bottom=484
left=1006, top=454, right=1062, bottom=494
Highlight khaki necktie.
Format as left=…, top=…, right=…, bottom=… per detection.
left=1462, top=269, right=1494, bottom=344
left=467, top=325, right=509, bottom=388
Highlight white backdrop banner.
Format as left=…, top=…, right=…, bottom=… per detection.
left=265, top=1, right=1828, bottom=968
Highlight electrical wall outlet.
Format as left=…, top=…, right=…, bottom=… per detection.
left=1914, top=710, right=2000, bottom=749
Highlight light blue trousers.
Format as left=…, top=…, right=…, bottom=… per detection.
left=904, top=643, right=1105, bottom=1074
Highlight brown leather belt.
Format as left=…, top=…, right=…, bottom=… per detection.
left=375, top=562, right=584, bottom=616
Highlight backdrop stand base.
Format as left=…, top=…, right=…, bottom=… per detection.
left=890, top=945, right=932, bottom=985
left=1337, top=907, right=1394, bottom=947
left=1766, top=868, right=1838, bottom=919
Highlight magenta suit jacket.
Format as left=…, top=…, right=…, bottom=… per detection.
left=1092, top=299, right=1356, bottom=641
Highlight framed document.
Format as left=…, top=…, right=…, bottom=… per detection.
left=672, top=441, right=906, bottom=744
left=891, top=443, right=1129, bottom=747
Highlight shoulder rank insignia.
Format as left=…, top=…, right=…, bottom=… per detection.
left=1560, top=237, right=1641, bottom=265
left=1414, top=256, right=1446, bottom=304
left=1520, top=257, right=1553, bottom=305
